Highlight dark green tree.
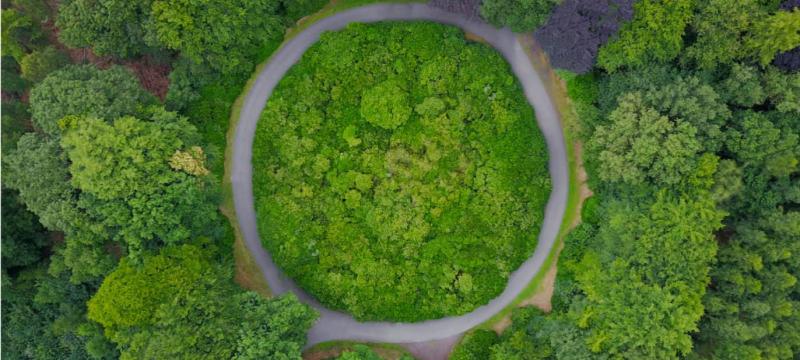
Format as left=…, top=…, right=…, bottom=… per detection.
left=149, top=0, right=285, bottom=75
left=479, top=0, right=560, bottom=32
left=19, top=46, right=69, bottom=82
left=56, top=0, right=153, bottom=58
left=29, top=65, right=154, bottom=136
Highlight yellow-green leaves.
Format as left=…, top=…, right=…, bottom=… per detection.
left=170, top=146, right=210, bottom=176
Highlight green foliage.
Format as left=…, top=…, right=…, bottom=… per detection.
left=717, top=63, right=768, bottom=108
left=335, top=345, right=414, bottom=360
left=698, top=209, right=800, bottom=360
left=588, top=92, right=703, bottom=186
left=763, top=66, right=800, bottom=114
left=2, top=56, right=27, bottom=95
left=280, top=0, right=329, bottom=22
left=597, top=0, right=694, bottom=72
left=88, top=245, right=317, bottom=359
left=1, top=189, right=48, bottom=270
left=575, top=192, right=724, bottom=358
left=60, top=108, right=220, bottom=259
left=559, top=71, right=599, bottom=136
left=1, top=99, right=30, bottom=155
left=479, top=0, right=560, bottom=32
left=19, top=46, right=69, bottom=82
left=746, top=8, right=800, bottom=66
left=29, top=65, right=154, bottom=136
left=1, top=8, right=45, bottom=62
left=56, top=0, right=152, bottom=58
left=451, top=329, right=499, bottom=360
left=360, top=79, right=412, bottom=130
left=10, top=0, right=51, bottom=23
left=496, top=0, right=800, bottom=358
left=3, top=133, right=80, bottom=232
left=149, top=0, right=285, bottom=75
left=253, top=22, right=550, bottom=321
left=683, top=0, right=765, bottom=69
left=2, top=264, right=114, bottom=360
left=489, top=307, right=555, bottom=360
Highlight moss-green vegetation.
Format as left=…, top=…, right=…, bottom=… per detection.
left=253, top=22, right=550, bottom=321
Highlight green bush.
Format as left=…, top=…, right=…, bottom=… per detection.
left=451, top=329, right=500, bottom=360
left=253, top=22, right=551, bottom=321
left=480, top=0, right=560, bottom=32
left=20, top=46, right=68, bottom=82
left=281, top=0, right=328, bottom=22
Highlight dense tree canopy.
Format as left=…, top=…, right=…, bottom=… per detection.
left=60, top=108, right=220, bottom=260
left=254, top=22, right=550, bottom=321
left=19, top=46, right=69, bottom=83
left=597, top=0, right=694, bottom=72
left=1, top=189, right=48, bottom=270
left=29, top=65, right=154, bottom=136
left=149, top=0, right=285, bottom=74
left=88, top=244, right=317, bottom=359
left=57, top=0, right=153, bottom=58
left=746, top=8, right=800, bottom=66
left=4, top=133, right=80, bottom=232
left=588, top=92, right=704, bottom=186
left=1, top=1, right=334, bottom=359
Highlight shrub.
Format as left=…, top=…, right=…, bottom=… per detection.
left=20, top=46, right=68, bottom=82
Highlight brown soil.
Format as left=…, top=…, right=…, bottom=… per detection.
left=464, top=31, right=487, bottom=44
left=490, top=242, right=563, bottom=334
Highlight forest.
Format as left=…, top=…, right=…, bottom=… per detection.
left=451, top=0, right=800, bottom=359
left=2, top=0, right=799, bottom=359
left=253, top=21, right=550, bottom=322
left=2, top=0, right=329, bottom=358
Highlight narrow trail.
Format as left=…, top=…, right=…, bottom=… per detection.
left=231, top=2, right=568, bottom=348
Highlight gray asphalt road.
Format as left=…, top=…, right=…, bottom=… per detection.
left=231, top=2, right=568, bottom=347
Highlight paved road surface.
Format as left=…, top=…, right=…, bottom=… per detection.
left=231, top=2, right=568, bottom=347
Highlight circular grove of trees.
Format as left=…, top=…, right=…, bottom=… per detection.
left=252, top=22, right=551, bottom=321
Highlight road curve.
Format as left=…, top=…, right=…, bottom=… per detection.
left=231, top=3, right=568, bottom=346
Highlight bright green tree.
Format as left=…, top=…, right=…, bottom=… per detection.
left=683, top=0, right=764, bottom=69
left=88, top=245, right=317, bottom=359
left=149, top=0, right=285, bottom=75
left=59, top=108, right=219, bottom=259
left=3, top=133, right=80, bottom=232
left=746, top=8, right=800, bottom=66
left=598, top=0, right=694, bottom=72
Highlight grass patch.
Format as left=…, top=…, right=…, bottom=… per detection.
left=232, top=234, right=272, bottom=297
